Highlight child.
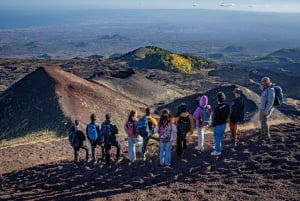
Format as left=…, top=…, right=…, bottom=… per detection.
left=193, top=95, right=213, bottom=151
left=101, top=113, right=122, bottom=167
left=229, top=88, right=245, bottom=147
left=154, top=109, right=177, bottom=166
left=176, top=103, right=194, bottom=156
left=211, top=92, right=230, bottom=156
left=86, top=113, right=105, bottom=163
left=69, top=119, right=91, bottom=165
left=139, top=107, right=158, bottom=161
left=125, top=110, right=143, bottom=162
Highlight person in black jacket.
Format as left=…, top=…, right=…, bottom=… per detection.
left=175, top=103, right=194, bottom=156
left=229, top=88, right=245, bottom=147
left=101, top=113, right=122, bottom=168
left=211, top=92, right=230, bottom=156
left=69, top=119, right=91, bottom=165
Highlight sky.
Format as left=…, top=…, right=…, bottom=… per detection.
left=1, top=0, right=300, bottom=13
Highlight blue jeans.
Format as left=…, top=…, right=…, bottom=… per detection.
left=159, top=141, right=172, bottom=165
left=128, top=136, right=142, bottom=161
left=213, top=124, right=226, bottom=153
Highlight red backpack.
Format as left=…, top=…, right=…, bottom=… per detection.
left=125, top=120, right=138, bottom=138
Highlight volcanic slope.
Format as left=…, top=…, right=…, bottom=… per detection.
left=0, top=66, right=146, bottom=141
left=90, top=69, right=183, bottom=106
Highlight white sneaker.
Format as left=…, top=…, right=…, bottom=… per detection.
left=195, top=146, right=204, bottom=151
left=211, top=151, right=221, bottom=156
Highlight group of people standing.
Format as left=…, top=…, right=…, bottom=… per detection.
left=69, top=113, right=122, bottom=167
left=69, top=76, right=277, bottom=167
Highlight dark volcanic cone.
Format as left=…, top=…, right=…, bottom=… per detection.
left=0, top=66, right=146, bottom=140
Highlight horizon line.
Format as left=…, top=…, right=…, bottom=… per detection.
left=1, top=8, right=300, bottom=14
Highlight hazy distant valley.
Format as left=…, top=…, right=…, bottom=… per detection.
left=1, top=9, right=300, bottom=59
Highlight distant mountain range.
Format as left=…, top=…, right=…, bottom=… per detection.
left=97, top=34, right=129, bottom=41
left=267, top=48, right=300, bottom=63
left=202, top=47, right=300, bottom=73
left=242, top=48, right=300, bottom=72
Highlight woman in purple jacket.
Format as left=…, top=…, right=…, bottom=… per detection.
left=193, top=95, right=213, bottom=151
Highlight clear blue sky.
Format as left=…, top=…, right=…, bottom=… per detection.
left=1, top=0, right=300, bottom=13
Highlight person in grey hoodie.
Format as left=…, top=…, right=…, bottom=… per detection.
left=249, top=77, right=275, bottom=139
left=193, top=95, right=213, bottom=151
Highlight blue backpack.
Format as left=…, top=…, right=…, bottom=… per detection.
left=273, top=85, right=284, bottom=107
left=87, top=123, right=98, bottom=141
left=100, top=124, right=111, bottom=137
left=137, top=117, right=149, bottom=137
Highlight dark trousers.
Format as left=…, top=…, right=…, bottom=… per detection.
left=74, top=144, right=91, bottom=162
left=105, top=140, right=121, bottom=166
left=142, top=134, right=160, bottom=156
left=176, top=132, right=187, bottom=155
left=90, top=140, right=105, bottom=161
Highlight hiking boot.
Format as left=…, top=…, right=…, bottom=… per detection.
left=195, top=146, right=203, bottom=151
left=211, top=151, right=221, bottom=156
left=227, top=142, right=237, bottom=148
left=116, top=156, right=123, bottom=164
left=165, top=164, right=172, bottom=169
left=75, top=161, right=83, bottom=166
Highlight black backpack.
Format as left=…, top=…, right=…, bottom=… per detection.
left=177, top=115, right=191, bottom=134
left=273, top=85, right=284, bottom=106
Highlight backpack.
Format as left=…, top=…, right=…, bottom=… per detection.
left=137, top=117, right=149, bottom=137
left=69, top=130, right=76, bottom=147
left=125, top=120, right=138, bottom=137
left=177, top=115, right=191, bottom=134
left=273, top=85, right=284, bottom=106
left=158, top=123, right=171, bottom=142
left=100, top=124, right=111, bottom=137
left=87, top=123, right=98, bottom=141
left=200, top=106, right=212, bottom=127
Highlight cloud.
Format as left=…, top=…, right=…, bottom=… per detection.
left=220, top=3, right=235, bottom=8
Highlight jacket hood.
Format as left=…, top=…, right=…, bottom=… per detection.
left=199, top=95, right=208, bottom=107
